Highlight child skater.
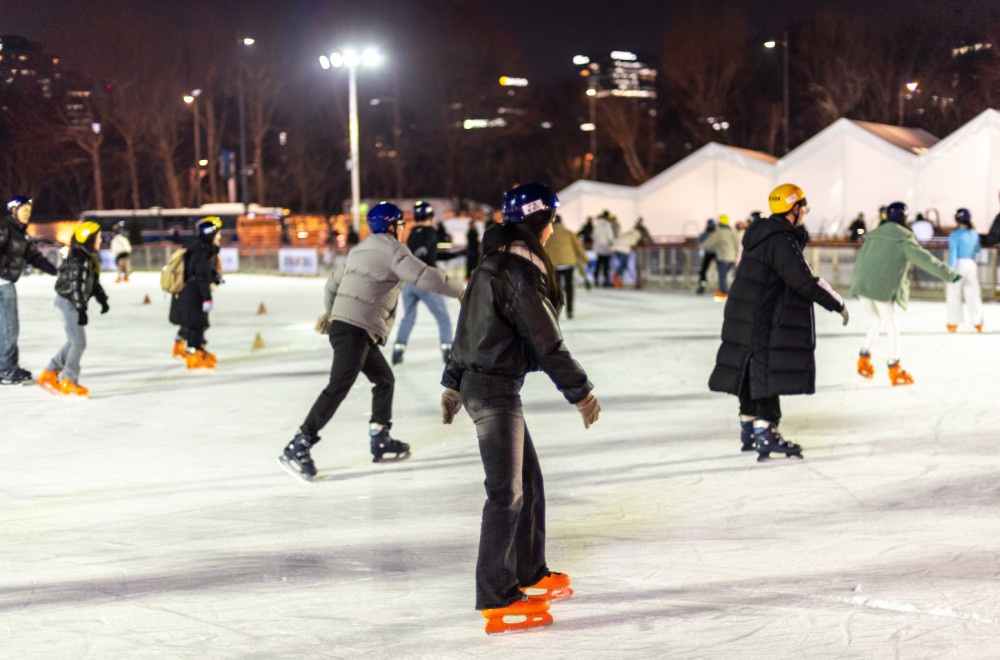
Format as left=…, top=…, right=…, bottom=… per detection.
left=851, top=201, right=960, bottom=385
left=36, top=221, right=110, bottom=397
left=945, top=208, right=983, bottom=333
left=440, top=183, right=601, bottom=635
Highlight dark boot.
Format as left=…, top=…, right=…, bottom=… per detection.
left=279, top=429, right=320, bottom=480
left=392, top=343, right=405, bottom=366
left=754, top=422, right=802, bottom=463
left=740, top=420, right=755, bottom=452
left=370, top=427, right=410, bottom=463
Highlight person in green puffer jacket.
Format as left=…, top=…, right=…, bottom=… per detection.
left=850, top=201, right=960, bottom=386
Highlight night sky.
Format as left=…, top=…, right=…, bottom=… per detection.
left=6, top=0, right=970, bottom=84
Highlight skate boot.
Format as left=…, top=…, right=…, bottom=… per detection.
left=36, top=369, right=60, bottom=393
left=172, top=340, right=185, bottom=359
left=0, top=367, right=33, bottom=385
left=523, top=572, right=573, bottom=601
left=197, top=349, right=217, bottom=369
left=739, top=419, right=756, bottom=452
left=57, top=378, right=89, bottom=397
left=857, top=352, right=874, bottom=379
left=370, top=426, right=410, bottom=463
left=440, top=343, right=452, bottom=364
left=975, top=324, right=983, bottom=333
left=946, top=324, right=958, bottom=333
left=754, top=421, right=802, bottom=463
left=888, top=361, right=913, bottom=386
left=185, top=349, right=208, bottom=370
left=696, top=280, right=706, bottom=295
left=482, top=595, right=552, bottom=635
left=392, top=343, right=405, bottom=366
left=278, top=429, right=319, bottom=481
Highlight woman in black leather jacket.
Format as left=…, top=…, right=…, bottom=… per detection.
left=440, top=184, right=601, bottom=635
left=37, top=221, right=109, bottom=397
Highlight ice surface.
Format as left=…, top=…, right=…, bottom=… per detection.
left=2, top=271, right=999, bottom=659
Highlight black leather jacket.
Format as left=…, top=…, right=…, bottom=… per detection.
left=0, top=216, right=58, bottom=282
left=55, top=244, right=108, bottom=312
left=442, top=242, right=592, bottom=404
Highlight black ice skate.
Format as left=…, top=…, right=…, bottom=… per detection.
left=392, top=343, right=405, bottom=366
left=754, top=423, right=803, bottom=463
left=696, top=281, right=707, bottom=295
left=0, top=367, right=34, bottom=386
left=740, top=420, right=756, bottom=452
left=370, top=428, right=410, bottom=463
left=278, top=429, right=319, bottom=481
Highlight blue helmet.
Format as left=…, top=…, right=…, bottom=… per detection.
left=367, top=202, right=404, bottom=234
left=198, top=216, right=222, bottom=237
left=885, top=202, right=907, bottom=224
left=413, top=200, right=434, bottom=221
left=500, top=183, right=559, bottom=223
left=955, top=208, right=972, bottom=225
left=7, top=196, right=31, bottom=214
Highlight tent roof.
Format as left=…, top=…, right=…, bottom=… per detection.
left=558, top=179, right=637, bottom=199
left=917, top=108, right=1000, bottom=163
left=850, top=120, right=939, bottom=154
left=640, top=142, right=776, bottom=195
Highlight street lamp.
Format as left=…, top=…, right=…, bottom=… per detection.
left=183, top=88, right=202, bottom=207
left=898, top=81, right=918, bottom=126
left=764, top=31, right=790, bottom=155
left=320, top=48, right=381, bottom=232
left=237, top=36, right=254, bottom=212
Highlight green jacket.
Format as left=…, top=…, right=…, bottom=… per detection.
left=850, top=221, right=958, bottom=310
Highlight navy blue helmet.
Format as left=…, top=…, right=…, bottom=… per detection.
left=955, top=208, right=972, bottom=226
left=413, top=201, right=434, bottom=221
left=885, top=202, right=908, bottom=224
left=367, top=202, right=404, bottom=234
left=500, top=183, right=559, bottom=224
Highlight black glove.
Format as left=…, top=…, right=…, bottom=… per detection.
left=100, top=300, right=110, bottom=314
left=78, top=310, right=88, bottom=326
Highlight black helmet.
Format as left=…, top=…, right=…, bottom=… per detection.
left=955, top=208, right=972, bottom=226
left=501, top=184, right=559, bottom=224
left=7, top=196, right=31, bottom=214
left=413, top=201, right=434, bottom=221
left=885, top=202, right=907, bottom=224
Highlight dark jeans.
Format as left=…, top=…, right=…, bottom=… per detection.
left=302, top=321, right=394, bottom=436
left=594, top=254, right=612, bottom=286
left=0, top=283, right=19, bottom=374
left=716, top=260, right=733, bottom=294
left=737, top=366, right=781, bottom=424
left=461, top=372, right=548, bottom=610
left=555, top=266, right=574, bottom=318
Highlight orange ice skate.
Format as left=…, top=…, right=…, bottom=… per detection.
left=857, top=353, right=874, bottom=379
left=197, top=348, right=217, bottom=368
left=173, top=340, right=185, bottom=359
left=58, top=378, right=89, bottom=397
left=481, top=597, right=552, bottom=635
left=522, top=572, right=573, bottom=601
left=946, top=324, right=957, bottom=333
left=888, top=362, right=913, bottom=386
left=36, top=369, right=60, bottom=393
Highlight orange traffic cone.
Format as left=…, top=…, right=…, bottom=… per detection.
left=257, top=302, right=267, bottom=315
left=252, top=333, right=266, bottom=350
left=143, top=294, right=151, bottom=304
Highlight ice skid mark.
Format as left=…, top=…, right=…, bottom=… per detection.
left=730, top=586, right=999, bottom=625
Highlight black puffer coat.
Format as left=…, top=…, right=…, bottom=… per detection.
left=708, top=215, right=844, bottom=399
left=168, top=237, right=220, bottom=330
left=442, top=232, right=591, bottom=404
left=55, top=244, right=107, bottom=312
left=0, top=217, right=58, bottom=282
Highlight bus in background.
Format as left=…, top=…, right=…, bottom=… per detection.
left=80, top=203, right=288, bottom=245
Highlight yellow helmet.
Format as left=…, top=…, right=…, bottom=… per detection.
left=73, top=221, right=101, bottom=245
left=768, top=183, right=806, bottom=214
left=718, top=214, right=730, bottom=226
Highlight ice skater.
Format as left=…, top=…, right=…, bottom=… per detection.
left=945, top=208, right=983, bottom=333
left=0, top=196, right=58, bottom=385
left=850, top=201, right=959, bottom=385
left=110, top=221, right=132, bottom=283
left=709, top=184, right=849, bottom=462
left=279, top=202, right=463, bottom=481
left=36, top=221, right=110, bottom=397
left=392, top=201, right=454, bottom=366
left=440, top=184, right=600, bottom=634
left=169, top=217, right=224, bottom=369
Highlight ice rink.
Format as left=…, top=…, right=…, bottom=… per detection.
left=2, top=270, right=999, bottom=659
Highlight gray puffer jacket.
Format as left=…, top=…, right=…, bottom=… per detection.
left=323, top=233, right=463, bottom=344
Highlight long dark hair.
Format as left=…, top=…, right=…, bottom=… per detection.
left=494, top=213, right=563, bottom=311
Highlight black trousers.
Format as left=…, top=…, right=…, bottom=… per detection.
left=555, top=266, right=574, bottom=318
left=461, top=372, right=548, bottom=610
left=302, top=321, right=394, bottom=436
left=594, top=254, right=612, bottom=286
left=737, top=366, right=781, bottom=424
left=698, top=252, right=717, bottom=283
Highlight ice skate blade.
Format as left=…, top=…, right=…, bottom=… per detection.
left=756, top=453, right=803, bottom=464
left=277, top=455, right=315, bottom=482
left=484, top=613, right=553, bottom=635
left=372, top=451, right=411, bottom=464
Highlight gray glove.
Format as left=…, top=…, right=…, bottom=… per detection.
left=575, top=393, right=601, bottom=429
left=441, top=388, right=462, bottom=424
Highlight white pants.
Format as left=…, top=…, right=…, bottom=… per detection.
left=945, top=258, right=982, bottom=326
left=860, top=297, right=900, bottom=363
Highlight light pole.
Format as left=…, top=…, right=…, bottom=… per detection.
left=898, top=81, right=918, bottom=126
left=237, top=36, right=254, bottom=212
left=765, top=31, right=790, bottom=155
left=320, top=48, right=381, bottom=232
left=183, top=89, right=202, bottom=207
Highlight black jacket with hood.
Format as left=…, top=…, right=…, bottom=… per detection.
left=55, top=243, right=108, bottom=312
left=708, top=214, right=844, bottom=399
left=0, top=216, right=58, bottom=282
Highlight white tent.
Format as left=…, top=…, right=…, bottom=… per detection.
left=555, top=179, right=637, bottom=232
left=915, top=108, right=1000, bottom=230
left=635, top=143, right=777, bottom=237
left=775, top=118, right=938, bottom=236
